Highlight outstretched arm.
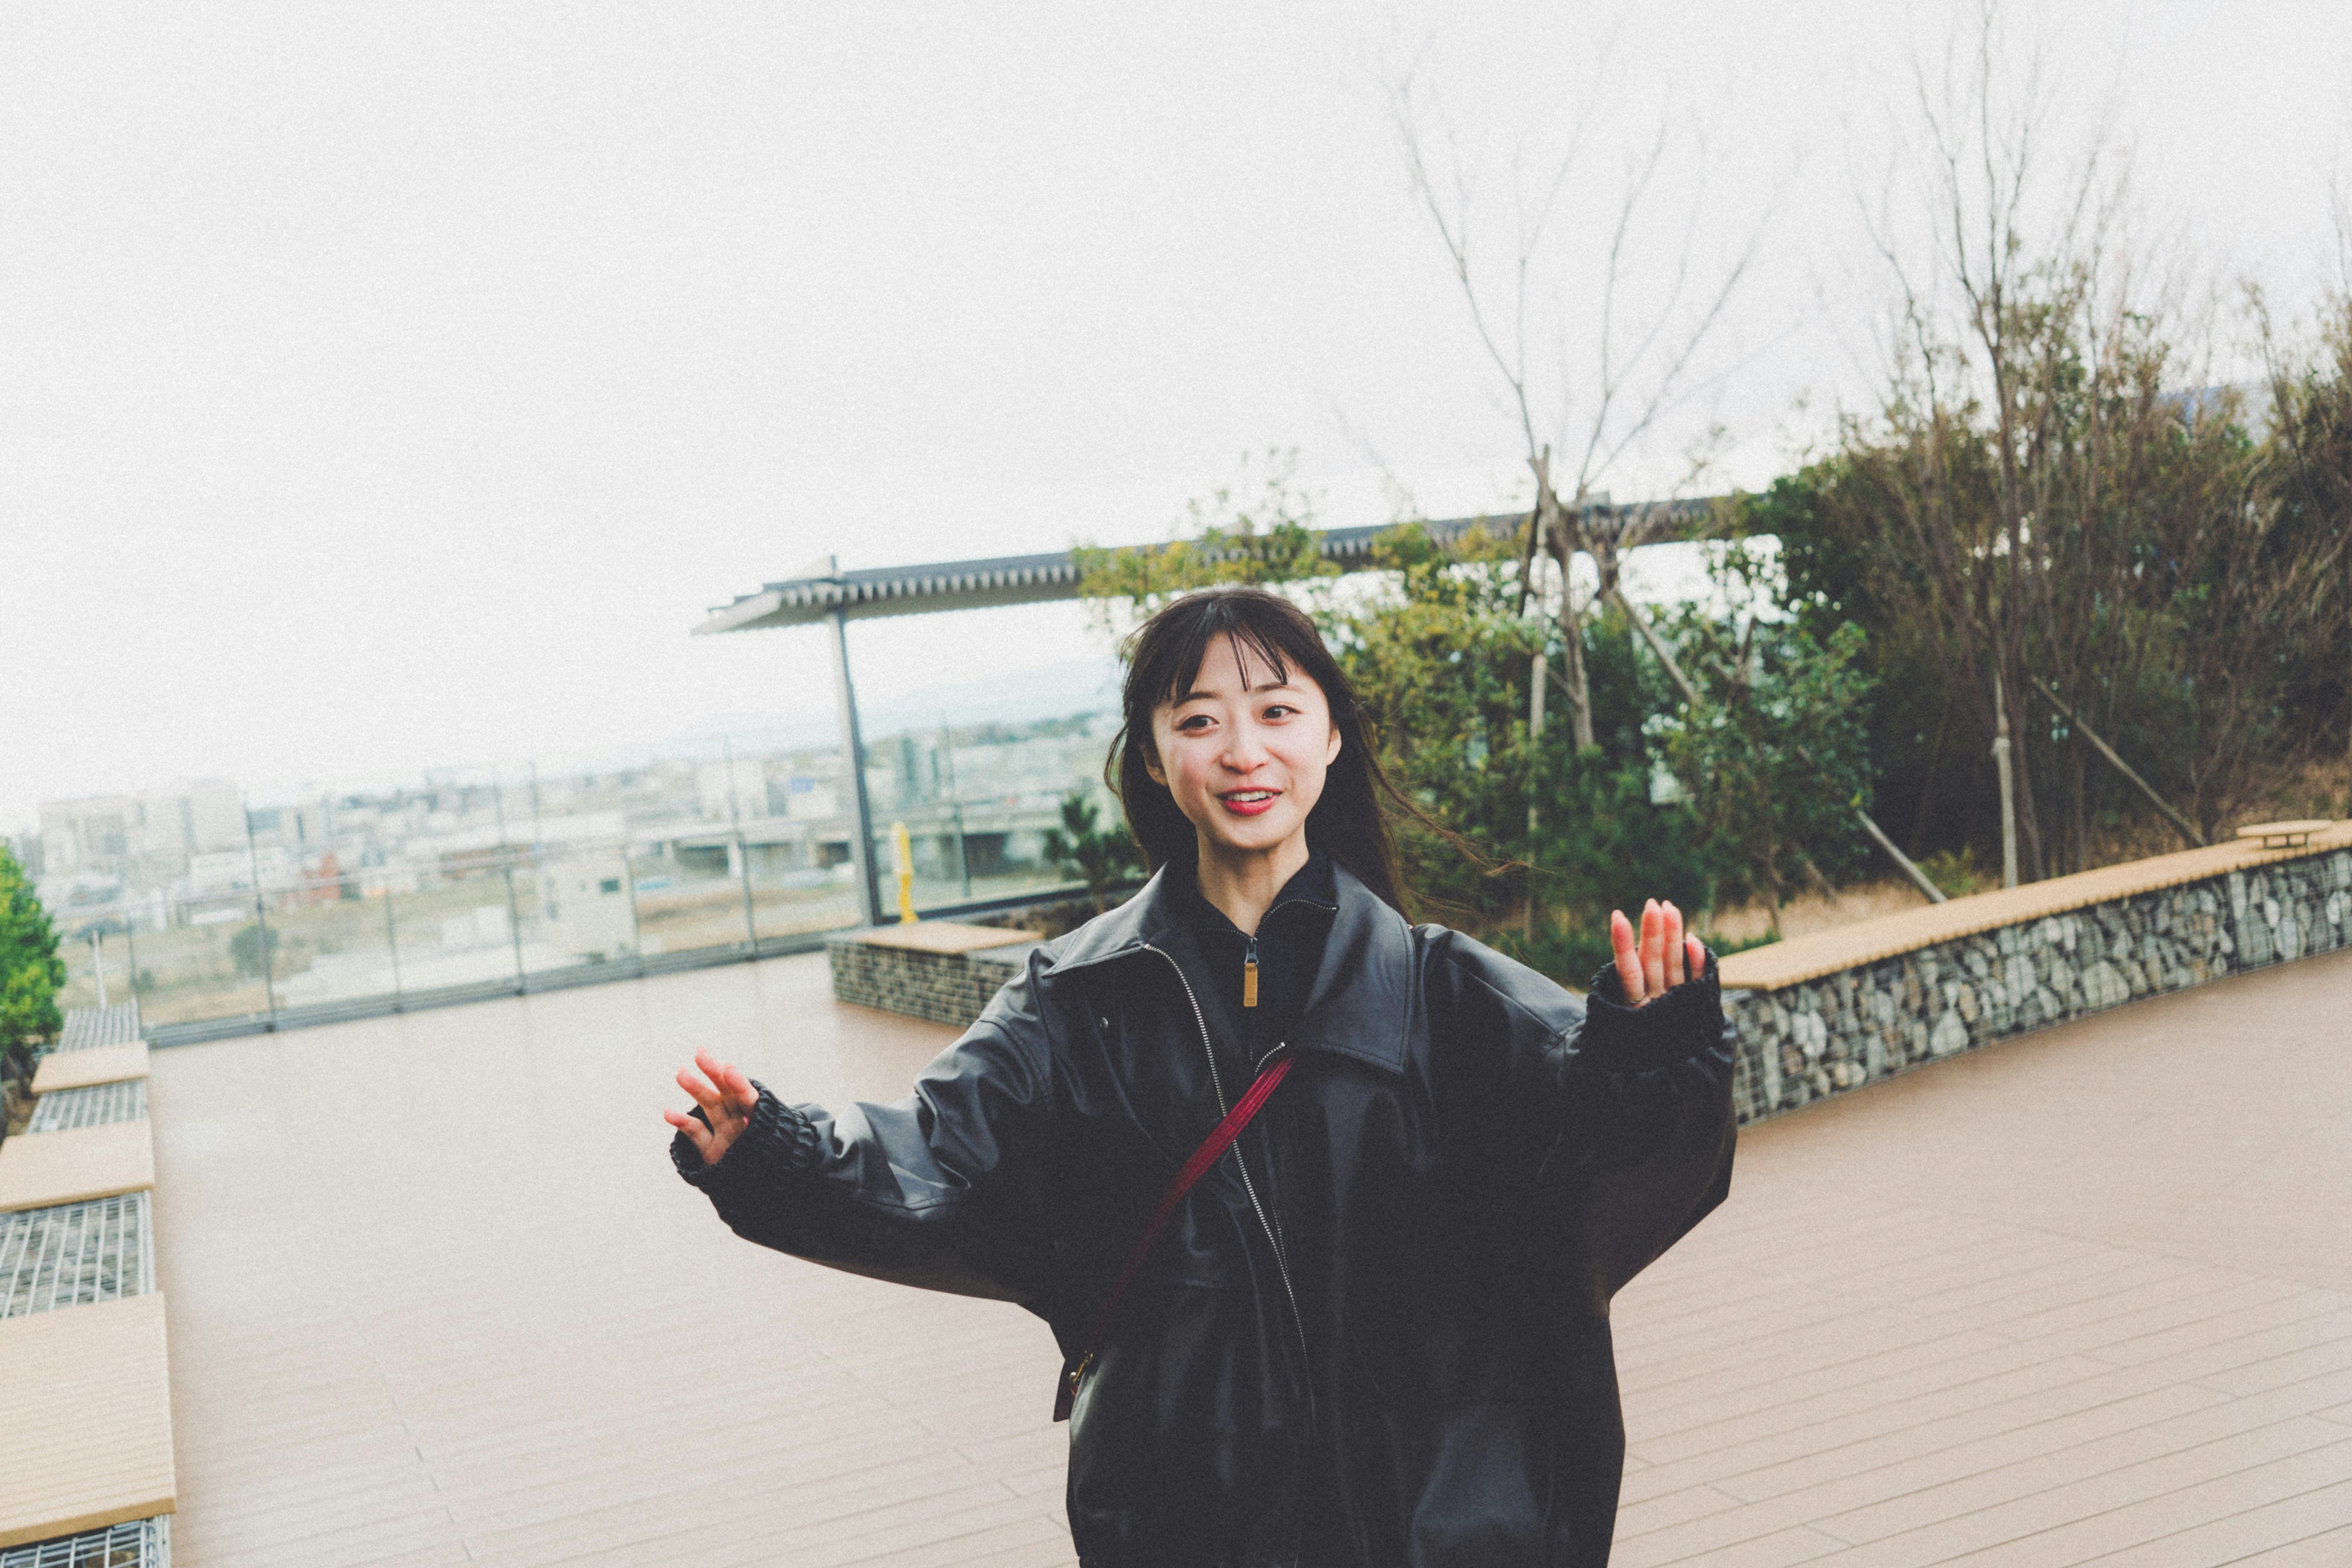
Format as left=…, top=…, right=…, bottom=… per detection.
left=663, top=982, right=1061, bottom=1306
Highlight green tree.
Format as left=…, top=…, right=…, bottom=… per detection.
left=0, top=843, right=66, bottom=1093
left=230, top=920, right=279, bottom=980
left=1649, top=601, right=1880, bottom=914
left=1040, top=792, right=1146, bottom=913
left=1333, top=522, right=1722, bottom=977
left=1072, top=499, right=1882, bottom=981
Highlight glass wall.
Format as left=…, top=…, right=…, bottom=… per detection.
left=33, top=699, right=1128, bottom=1036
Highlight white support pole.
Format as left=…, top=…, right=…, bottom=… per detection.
left=826, top=598, right=885, bottom=929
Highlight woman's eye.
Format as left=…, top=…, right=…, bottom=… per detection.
left=1263, top=704, right=1295, bottom=720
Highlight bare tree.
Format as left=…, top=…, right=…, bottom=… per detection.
left=1816, top=3, right=2352, bottom=872
left=1384, top=50, right=1962, bottom=906
left=1838, top=2, right=2139, bottom=881
left=1387, top=50, right=1762, bottom=754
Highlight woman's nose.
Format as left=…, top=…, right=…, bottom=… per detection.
left=1221, top=722, right=1270, bottom=770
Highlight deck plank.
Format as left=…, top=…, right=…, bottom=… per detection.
left=0, top=1118, right=156, bottom=1212
left=0, top=1292, right=176, bottom=1548
left=31, top=1041, right=150, bottom=1094
left=149, top=942, right=2352, bottom=1566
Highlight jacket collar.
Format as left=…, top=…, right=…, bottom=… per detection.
left=1046, top=857, right=1414, bottom=1075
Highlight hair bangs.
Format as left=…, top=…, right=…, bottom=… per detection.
left=1161, top=606, right=1293, bottom=706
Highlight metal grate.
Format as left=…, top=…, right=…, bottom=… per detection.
left=56, top=1003, right=142, bottom=1052
left=0, top=1193, right=153, bottom=1318
left=27, top=1079, right=148, bottom=1133
left=0, top=1517, right=168, bottom=1567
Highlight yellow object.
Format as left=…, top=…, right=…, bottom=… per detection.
left=892, top=821, right=919, bottom=924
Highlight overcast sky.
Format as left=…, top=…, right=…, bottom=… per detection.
left=5, top=1, right=2347, bottom=829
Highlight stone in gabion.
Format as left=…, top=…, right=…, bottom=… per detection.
left=1725, top=846, right=2350, bottom=1126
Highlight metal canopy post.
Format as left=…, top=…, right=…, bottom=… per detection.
left=825, top=595, right=884, bottom=929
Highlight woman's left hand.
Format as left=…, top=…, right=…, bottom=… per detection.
left=1610, top=899, right=1706, bottom=1008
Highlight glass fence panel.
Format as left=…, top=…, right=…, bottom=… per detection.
left=265, top=873, right=401, bottom=1009
left=522, top=845, right=637, bottom=974
left=886, top=807, right=1080, bottom=913
left=51, top=920, right=143, bottom=1017
left=385, top=865, right=524, bottom=997
left=746, top=837, right=860, bottom=943
left=17, top=693, right=1131, bottom=1035
left=626, top=840, right=750, bottom=956
left=130, top=897, right=268, bottom=1028
left=908, top=807, right=979, bottom=909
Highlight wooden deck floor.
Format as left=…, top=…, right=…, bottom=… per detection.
left=149, top=945, right=2352, bottom=1567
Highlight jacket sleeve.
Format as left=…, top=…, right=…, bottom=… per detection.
left=669, top=960, right=1060, bottom=1307
left=1539, top=952, right=1738, bottom=1303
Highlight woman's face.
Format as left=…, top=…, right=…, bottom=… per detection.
left=1145, top=631, right=1341, bottom=863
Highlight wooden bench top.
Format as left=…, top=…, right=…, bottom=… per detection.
left=32, top=1042, right=149, bottom=1095
left=0, top=1121, right=155, bottom=1213
left=2235, top=818, right=2332, bottom=849
left=840, top=920, right=1042, bottom=955
left=0, top=1292, right=175, bottom=1548
left=1721, top=819, right=2352, bottom=992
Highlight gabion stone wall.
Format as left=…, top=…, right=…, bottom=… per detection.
left=1727, top=849, right=2352, bottom=1124
left=826, top=933, right=1036, bottom=1028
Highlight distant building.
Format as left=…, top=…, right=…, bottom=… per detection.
left=186, top=845, right=295, bottom=896
left=540, top=862, right=636, bottom=962
left=696, top=757, right=771, bottom=824
left=39, top=794, right=138, bottom=878
left=39, top=778, right=246, bottom=885
left=4, top=831, right=42, bottom=877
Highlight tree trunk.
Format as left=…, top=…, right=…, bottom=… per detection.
left=1530, top=453, right=1596, bottom=755
left=1992, top=669, right=2020, bottom=888
left=2016, top=720, right=2048, bottom=883
left=2067, top=734, right=2087, bottom=875
left=1555, top=575, right=1595, bottom=752
left=1544, top=516, right=1595, bottom=753
left=1525, top=636, right=1547, bottom=939
left=1908, top=698, right=1952, bottom=852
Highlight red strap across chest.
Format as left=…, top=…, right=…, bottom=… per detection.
left=1053, top=1055, right=1295, bottom=1422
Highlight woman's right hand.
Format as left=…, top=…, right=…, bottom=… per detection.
left=666, top=1048, right=759, bottom=1168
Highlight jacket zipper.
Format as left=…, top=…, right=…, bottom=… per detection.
left=1243, top=935, right=1259, bottom=1008
left=1140, top=943, right=1316, bottom=1434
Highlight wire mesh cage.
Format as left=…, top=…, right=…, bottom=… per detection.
left=55, top=1003, right=141, bottom=1053
left=26, top=1079, right=148, bottom=1134
left=0, top=1517, right=168, bottom=1567
left=0, top=1193, right=153, bottom=1318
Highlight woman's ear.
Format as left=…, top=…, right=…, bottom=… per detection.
left=1141, top=742, right=1166, bottom=788
left=1324, top=723, right=1342, bottom=767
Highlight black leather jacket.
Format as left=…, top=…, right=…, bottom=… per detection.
left=674, top=861, right=1736, bottom=1567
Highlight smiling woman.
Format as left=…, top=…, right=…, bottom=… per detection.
left=665, top=586, right=1734, bottom=1567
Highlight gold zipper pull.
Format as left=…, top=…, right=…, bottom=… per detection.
left=1243, top=936, right=1259, bottom=1008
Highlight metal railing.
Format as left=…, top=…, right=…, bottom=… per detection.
left=50, top=834, right=1101, bottom=1047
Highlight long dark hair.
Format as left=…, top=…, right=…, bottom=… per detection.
left=1107, top=587, right=1421, bottom=914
